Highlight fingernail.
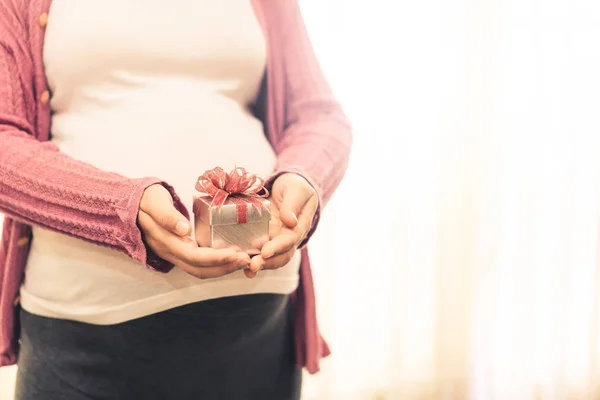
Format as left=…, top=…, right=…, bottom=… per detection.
left=249, top=262, right=260, bottom=273
left=255, top=260, right=265, bottom=272
left=175, top=221, right=189, bottom=235
left=235, top=252, right=249, bottom=269
left=240, top=263, right=251, bottom=270
left=292, top=212, right=299, bottom=224
left=237, top=252, right=251, bottom=263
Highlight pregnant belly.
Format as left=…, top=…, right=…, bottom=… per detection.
left=50, top=91, right=277, bottom=213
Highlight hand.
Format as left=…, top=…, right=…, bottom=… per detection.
left=245, top=173, right=318, bottom=278
left=138, top=184, right=250, bottom=279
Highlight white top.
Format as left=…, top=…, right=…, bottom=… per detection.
left=21, top=0, right=300, bottom=324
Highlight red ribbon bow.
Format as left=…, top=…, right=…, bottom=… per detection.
left=195, top=167, right=269, bottom=223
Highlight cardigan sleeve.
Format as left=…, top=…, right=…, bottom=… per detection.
left=0, top=23, right=187, bottom=273
left=267, top=0, right=353, bottom=245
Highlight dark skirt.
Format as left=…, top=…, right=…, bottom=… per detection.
left=15, top=294, right=301, bottom=400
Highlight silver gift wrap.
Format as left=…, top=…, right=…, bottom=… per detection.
left=193, top=195, right=271, bottom=256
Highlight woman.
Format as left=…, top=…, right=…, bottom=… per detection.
left=0, top=0, right=352, bottom=398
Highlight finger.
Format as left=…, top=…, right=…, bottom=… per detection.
left=177, top=260, right=245, bottom=280
left=278, top=186, right=311, bottom=229
left=138, top=211, right=247, bottom=275
left=139, top=210, right=178, bottom=253
left=295, top=197, right=319, bottom=240
left=268, top=215, right=284, bottom=240
left=156, top=227, right=243, bottom=267
left=143, top=187, right=190, bottom=236
left=138, top=210, right=156, bottom=234
left=169, top=239, right=243, bottom=268
left=250, top=236, right=269, bottom=255
left=244, top=269, right=258, bottom=279
left=260, top=230, right=298, bottom=260
left=139, top=210, right=194, bottom=247
left=249, top=255, right=265, bottom=272
left=138, top=211, right=163, bottom=252
left=261, top=250, right=295, bottom=271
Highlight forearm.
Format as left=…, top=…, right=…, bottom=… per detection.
left=273, top=116, right=352, bottom=206
left=0, top=126, right=187, bottom=271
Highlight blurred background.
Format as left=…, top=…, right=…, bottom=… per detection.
left=3, top=0, right=600, bottom=398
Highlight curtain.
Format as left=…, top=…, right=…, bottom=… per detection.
left=300, top=0, right=600, bottom=399
left=3, top=0, right=600, bottom=399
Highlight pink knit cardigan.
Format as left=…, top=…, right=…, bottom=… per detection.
left=0, top=0, right=352, bottom=373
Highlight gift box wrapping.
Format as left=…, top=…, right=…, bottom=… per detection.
left=193, top=195, right=271, bottom=256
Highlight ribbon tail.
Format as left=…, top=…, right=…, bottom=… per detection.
left=210, top=189, right=229, bottom=212
left=243, top=195, right=267, bottom=216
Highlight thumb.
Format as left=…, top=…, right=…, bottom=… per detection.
left=141, top=185, right=191, bottom=236
left=278, top=186, right=307, bottom=229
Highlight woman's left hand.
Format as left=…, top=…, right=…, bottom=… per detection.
left=245, top=173, right=318, bottom=278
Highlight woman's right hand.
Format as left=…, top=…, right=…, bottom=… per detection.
left=137, top=184, right=250, bottom=279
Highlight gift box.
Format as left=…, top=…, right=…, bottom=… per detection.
left=193, top=167, right=270, bottom=255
